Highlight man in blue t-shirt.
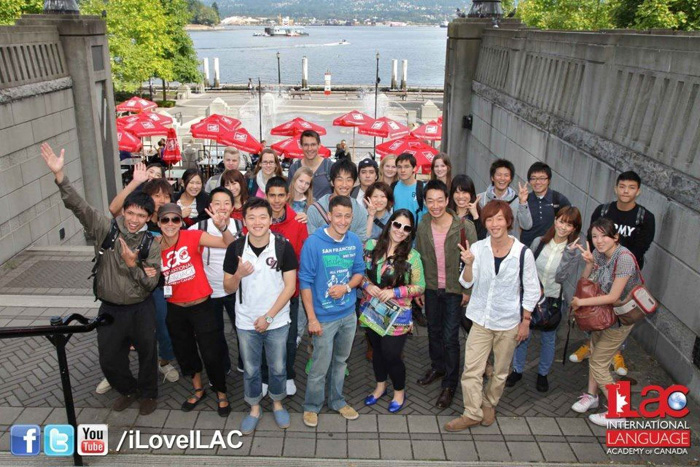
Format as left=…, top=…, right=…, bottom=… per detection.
left=393, top=153, right=425, bottom=224
left=299, top=196, right=365, bottom=429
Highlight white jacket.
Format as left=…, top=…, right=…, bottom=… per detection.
left=459, top=236, right=541, bottom=331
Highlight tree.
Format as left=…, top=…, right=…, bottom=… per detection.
left=211, top=1, right=220, bottom=18
left=516, top=0, right=616, bottom=30
left=615, top=0, right=699, bottom=30
left=159, top=0, right=201, bottom=99
left=0, top=0, right=42, bottom=25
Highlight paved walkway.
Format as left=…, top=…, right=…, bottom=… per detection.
left=0, top=248, right=698, bottom=464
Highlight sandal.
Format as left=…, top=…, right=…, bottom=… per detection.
left=217, top=396, right=231, bottom=417
left=181, top=387, right=206, bottom=412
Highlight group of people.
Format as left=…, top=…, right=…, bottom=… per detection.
left=39, top=124, right=655, bottom=434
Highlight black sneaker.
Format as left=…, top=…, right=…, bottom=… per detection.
left=505, top=371, right=522, bottom=387
left=536, top=373, right=549, bottom=392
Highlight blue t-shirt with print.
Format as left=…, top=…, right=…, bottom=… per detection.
left=393, top=180, right=424, bottom=224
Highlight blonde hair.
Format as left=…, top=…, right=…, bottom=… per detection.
left=287, top=166, right=314, bottom=209
left=379, top=154, right=398, bottom=185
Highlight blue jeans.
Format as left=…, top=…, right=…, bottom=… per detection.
left=303, top=312, right=356, bottom=413
left=238, top=324, right=289, bottom=406
left=262, top=296, right=299, bottom=383
left=152, top=287, right=175, bottom=361
left=512, top=329, right=557, bottom=376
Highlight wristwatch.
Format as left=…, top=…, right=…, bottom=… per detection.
left=265, top=315, right=273, bottom=324
left=345, top=284, right=352, bottom=295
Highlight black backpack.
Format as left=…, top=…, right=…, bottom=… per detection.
left=391, top=180, right=424, bottom=215
left=600, top=202, right=646, bottom=226
left=90, top=218, right=153, bottom=299
left=230, top=232, right=289, bottom=304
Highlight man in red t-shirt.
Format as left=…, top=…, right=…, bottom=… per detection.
left=261, top=176, right=308, bottom=397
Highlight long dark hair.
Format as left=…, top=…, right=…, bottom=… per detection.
left=448, top=174, right=480, bottom=217
left=370, top=209, right=415, bottom=287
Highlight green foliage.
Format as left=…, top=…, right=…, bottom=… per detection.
left=188, top=0, right=220, bottom=25
left=160, top=0, right=201, bottom=83
left=0, top=0, right=42, bottom=25
left=626, top=0, right=699, bottom=30
left=517, top=0, right=615, bottom=30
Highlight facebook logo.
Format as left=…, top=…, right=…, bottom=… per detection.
left=44, top=424, right=75, bottom=456
left=10, top=425, right=41, bottom=456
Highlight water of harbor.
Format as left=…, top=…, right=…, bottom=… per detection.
left=189, top=25, right=448, bottom=87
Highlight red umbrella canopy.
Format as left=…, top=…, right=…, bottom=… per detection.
left=218, top=128, right=264, bottom=154
left=190, top=114, right=242, bottom=141
left=162, top=128, right=181, bottom=163
left=376, top=135, right=438, bottom=171
left=411, top=120, right=442, bottom=141
left=332, top=110, right=374, bottom=128
left=116, top=114, right=140, bottom=128
left=271, top=137, right=331, bottom=159
left=437, top=115, right=443, bottom=124
left=124, top=119, right=169, bottom=137
left=116, top=96, right=158, bottom=113
left=358, top=116, right=410, bottom=139
left=270, top=117, right=326, bottom=137
left=117, top=128, right=142, bottom=153
left=117, top=112, right=173, bottom=128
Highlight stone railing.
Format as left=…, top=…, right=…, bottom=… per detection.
left=0, top=26, right=68, bottom=90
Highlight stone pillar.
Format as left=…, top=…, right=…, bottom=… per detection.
left=301, top=56, right=308, bottom=89
left=400, top=60, right=407, bottom=90
left=213, top=57, right=220, bottom=88
left=16, top=14, right=120, bottom=211
left=203, top=57, right=210, bottom=87
left=391, top=59, right=398, bottom=90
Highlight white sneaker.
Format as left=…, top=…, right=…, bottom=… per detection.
left=589, top=412, right=626, bottom=427
left=158, top=363, right=180, bottom=383
left=95, top=378, right=111, bottom=394
left=571, top=393, right=599, bottom=413
left=286, top=379, right=297, bottom=396
left=262, top=383, right=268, bottom=398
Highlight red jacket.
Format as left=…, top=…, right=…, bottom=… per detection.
left=271, top=204, right=308, bottom=297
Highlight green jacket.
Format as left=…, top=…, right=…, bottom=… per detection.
left=57, top=176, right=161, bottom=305
left=415, top=210, right=477, bottom=295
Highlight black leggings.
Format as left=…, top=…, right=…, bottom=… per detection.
left=367, top=330, right=408, bottom=391
left=166, top=298, right=227, bottom=393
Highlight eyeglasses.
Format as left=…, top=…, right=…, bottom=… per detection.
left=160, top=216, right=182, bottom=224
left=529, top=176, right=549, bottom=182
left=391, top=221, right=412, bottom=233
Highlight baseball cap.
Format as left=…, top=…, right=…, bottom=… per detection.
left=158, top=203, right=182, bottom=220
left=358, top=158, right=378, bottom=171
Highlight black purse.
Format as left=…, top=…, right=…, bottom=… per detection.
left=530, top=293, right=563, bottom=331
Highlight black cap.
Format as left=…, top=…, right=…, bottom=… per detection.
left=358, top=158, right=378, bottom=171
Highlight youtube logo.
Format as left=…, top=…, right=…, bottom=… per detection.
left=77, top=424, right=108, bottom=456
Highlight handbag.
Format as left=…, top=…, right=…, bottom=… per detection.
left=613, top=252, right=658, bottom=326
left=530, top=294, right=563, bottom=331
left=572, top=276, right=617, bottom=332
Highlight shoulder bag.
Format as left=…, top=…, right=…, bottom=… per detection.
left=613, top=252, right=658, bottom=326
left=572, top=276, right=617, bottom=332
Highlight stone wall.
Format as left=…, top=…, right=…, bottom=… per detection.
left=444, top=23, right=700, bottom=397
left=0, top=26, right=86, bottom=264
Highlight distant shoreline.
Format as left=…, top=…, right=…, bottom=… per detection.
left=185, top=24, right=225, bottom=31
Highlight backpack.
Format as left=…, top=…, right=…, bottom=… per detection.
left=90, top=219, right=154, bottom=299
left=311, top=201, right=330, bottom=225
left=391, top=180, right=424, bottom=215
left=231, top=232, right=289, bottom=304
left=197, top=218, right=243, bottom=265
left=600, top=202, right=646, bottom=226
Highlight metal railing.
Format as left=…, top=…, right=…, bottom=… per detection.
left=0, top=313, right=113, bottom=466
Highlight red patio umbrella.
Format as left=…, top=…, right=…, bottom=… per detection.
left=271, top=117, right=327, bottom=137
left=358, top=116, right=410, bottom=139
left=117, top=128, right=142, bottom=153
left=116, top=114, right=141, bottom=128
left=116, top=96, right=158, bottom=113
left=124, top=119, right=169, bottom=137
left=271, top=137, right=331, bottom=159
left=190, top=114, right=242, bottom=141
left=437, top=115, right=443, bottom=124
left=376, top=135, right=438, bottom=172
left=219, top=128, right=264, bottom=155
left=117, top=112, right=173, bottom=128
left=332, top=110, right=374, bottom=155
left=162, top=128, right=181, bottom=164
left=411, top=120, right=442, bottom=141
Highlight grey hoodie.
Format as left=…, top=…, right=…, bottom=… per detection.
left=306, top=194, right=369, bottom=242
left=478, top=185, right=532, bottom=239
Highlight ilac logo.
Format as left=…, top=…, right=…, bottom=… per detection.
left=606, top=381, right=689, bottom=418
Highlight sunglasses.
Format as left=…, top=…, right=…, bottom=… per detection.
left=160, top=216, right=181, bottom=224
left=391, top=221, right=412, bottom=233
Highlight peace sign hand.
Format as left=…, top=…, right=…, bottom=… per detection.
left=575, top=242, right=594, bottom=264
left=518, top=182, right=529, bottom=204
left=458, top=241, right=475, bottom=266
left=363, top=197, right=377, bottom=217
left=205, top=206, right=228, bottom=232
left=467, top=194, right=481, bottom=217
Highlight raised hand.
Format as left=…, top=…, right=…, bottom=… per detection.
left=132, top=162, right=148, bottom=184
left=237, top=256, right=255, bottom=277
left=458, top=241, right=475, bottom=266
left=575, top=242, right=594, bottom=264
left=205, top=206, right=228, bottom=232
left=40, top=143, right=65, bottom=179
left=518, top=181, right=529, bottom=204
left=467, top=194, right=481, bottom=217
left=363, top=197, right=377, bottom=217
left=118, top=237, right=138, bottom=268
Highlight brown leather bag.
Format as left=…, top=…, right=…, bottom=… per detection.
left=572, top=277, right=617, bottom=331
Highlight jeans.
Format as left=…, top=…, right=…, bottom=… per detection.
left=512, top=329, right=557, bottom=376
left=303, top=312, right=356, bottom=413
left=424, top=289, right=462, bottom=389
left=152, top=288, right=175, bottom=362
left=262, top=296, right=299, bottom=383
left=238, top=324, right=289, bottom=406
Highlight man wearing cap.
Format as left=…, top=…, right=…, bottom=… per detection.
left=351, top=157, right=379, bottom=202
left=40, top=143, right=162, bottom=416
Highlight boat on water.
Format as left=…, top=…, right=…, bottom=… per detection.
left=440, top=20, right=449, bottom=28
left=252, top=31, right=270, bottom=36
left=262, top=26, right=309, bottom=36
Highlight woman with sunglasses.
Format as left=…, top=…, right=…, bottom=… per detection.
left=157, top=203, right=236, bottom=417
left=360, top=209, right=425, bottom=412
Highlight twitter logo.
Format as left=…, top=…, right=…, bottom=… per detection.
left=44, top=425, right=74, bottom=456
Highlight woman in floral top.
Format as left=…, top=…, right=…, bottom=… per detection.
left=360, top=208, right=425, bottom=413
